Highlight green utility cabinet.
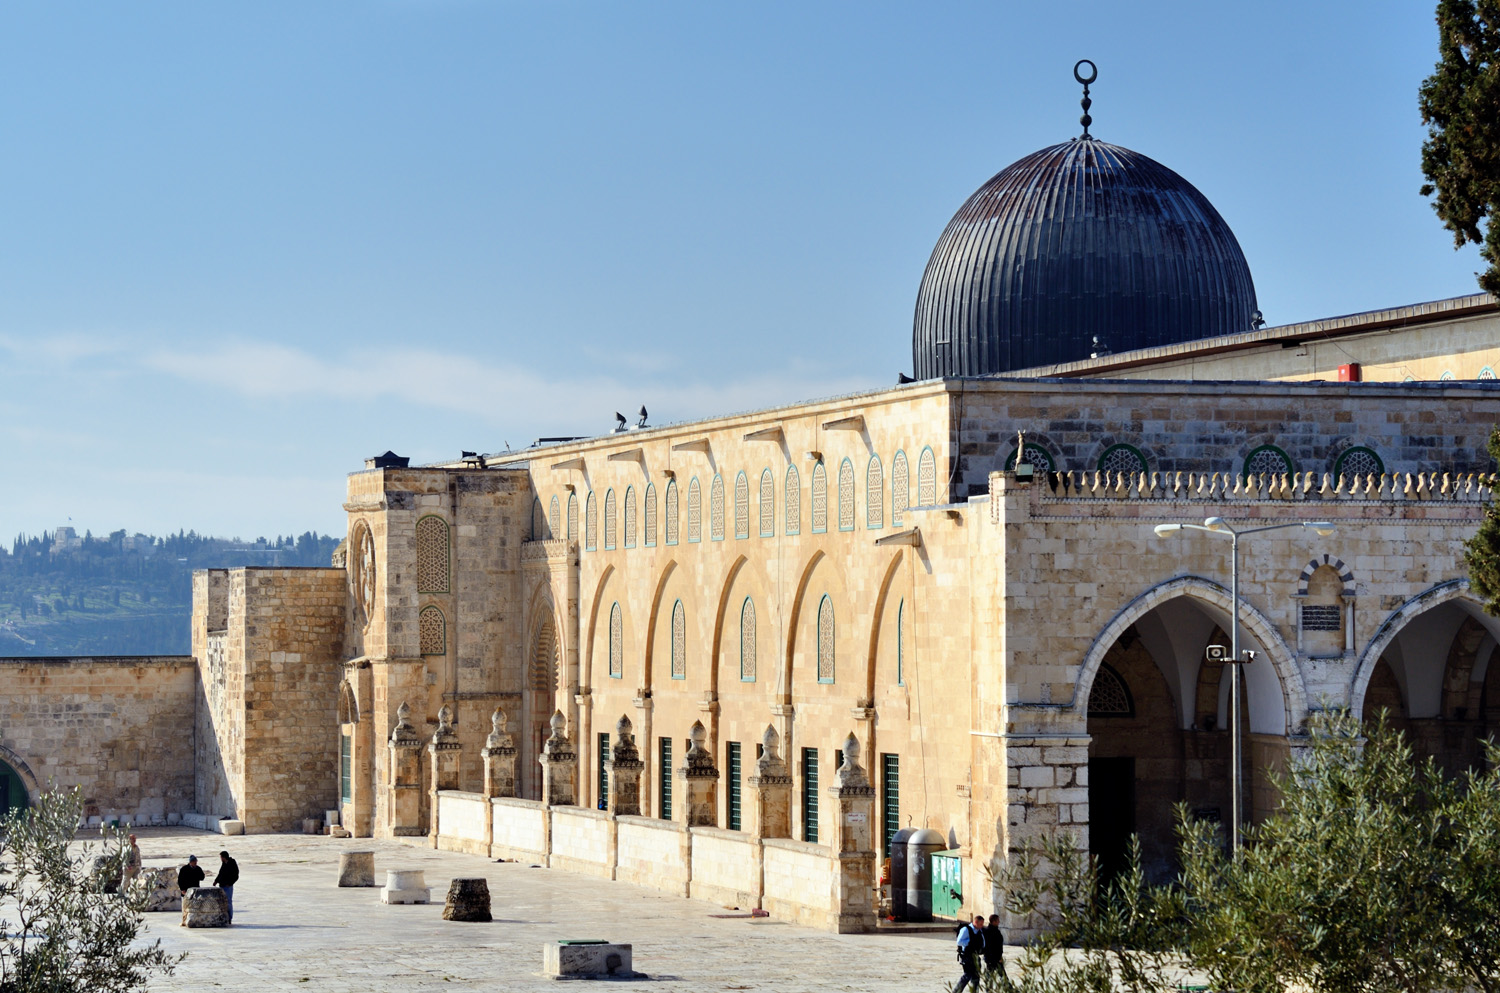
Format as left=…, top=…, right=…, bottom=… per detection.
left=932, top=850, right=964, bottom=919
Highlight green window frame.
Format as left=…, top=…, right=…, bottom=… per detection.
left=1242, top=444, right=1294, bottom=478
left=727, top=741, right=742, bottom=831
left=659, top=737, right=673, bottom=820
left=1333, top=446, right=1384, bottom=481
left=802, top=748, right=820, bottom=843
left=339, top=732, right=352, bottom=804
left=597, top=733, right=610, bottom=811
left=881, top=753, right=899, bottom=857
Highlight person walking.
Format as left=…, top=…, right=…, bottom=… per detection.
left=215, top=850, right=239, bottom=923
left=177, top=855, right=205, bottom=894
left=954, top=914, right=986, bottom=993
left=983, top=914, right=1007, bottom=988
left=122, top=834, right=142, bottom=888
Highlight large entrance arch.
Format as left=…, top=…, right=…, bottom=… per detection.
left=1076, top=578, right=1300, bottom=882
left=1353, top=582, right=1500, bottom=775
left=0, top=745, right=37, bottom=818
left=525, top=613, right=561, bottom=800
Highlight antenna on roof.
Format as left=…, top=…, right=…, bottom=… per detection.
left=1074, top=60, right=1097, bottom=139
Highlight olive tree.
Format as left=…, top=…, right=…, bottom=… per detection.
left=0, top=788, right=181, bottom=993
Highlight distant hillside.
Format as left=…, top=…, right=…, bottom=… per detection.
left=0, top=529, right=342, bottom=656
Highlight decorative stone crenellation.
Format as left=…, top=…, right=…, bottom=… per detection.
left=539, top=710, right=578, bottom=807
left=676, top=720, right=719, bottom=827
left=483, top=707, right=518, bottom=799
left=747, top=724, right=792, bottom=839
left=607, top=715, right=644, bottom=816
left=388, top=701, right=426, bottom=837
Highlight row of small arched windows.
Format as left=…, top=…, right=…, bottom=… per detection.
left=532, top=448, right=941, bottom=548
left=1013, top=441, right=1388, bottom=482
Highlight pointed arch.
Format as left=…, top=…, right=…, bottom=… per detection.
left=785, top=464, right=802, bottom=535
left=643, top=482, right=658, bottom=547
left=1351, top=580, right=1491, bottom=719
left=759, top=469, right=775, bottom=537
left=811, top=462, right=828, bottom=533
left=864, top=550, right=908, bottom=701
left=782, top=550, right=828, bottom=700
left=687, top=477, right=702, bottom=543
left=817, top=595, right=836, bottom=683
left=530, top=498, right=546, bottom=540
left=624, top=486, right=638, bottom=548
left=548, top=495, right=561, bottom=538
left=741, top=597, right=758, bottom=682
left=567, top=492, right=579, bottom=542
left=670, top=599, right=687, bottom=679
left=641, top=559, right=681, bottom=690
left=710, top=474, right=726, bottom=541
left=604, top=489, right=618, bottom=549
left=665, top=479, right=680, bottom=545
left=917, top=446, right=937, bottom=505
left=1072, top=575, right=1304, bottom=735
left=837, top=458, right=855, bottom=531
left=866, top=455, right=884, bottom=529
left=734, top=471, right=750, bottom=539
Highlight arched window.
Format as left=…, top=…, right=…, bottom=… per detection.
left=687, top=478, right=702, bottom=543
left=548, top=496, right=561, bottom=538
left=740, top=598, right=756, bottom=682
left=1097, top=444, right=1148, bottom=477
left=604, top=489, right=618, bottom=549
left=670, top=600, right=686, bottom=680
left=891, top=451, right=909, bottom=527
left=419, top=605, right=445, bottom=656
left=1481, top=367, right=1496, bottom=380
left=567, top=492, right=579, bottom=542
left=866, top=455, right=884, bottom=529
left=608, top=602, right=623, bottom=678
left=734, top=472, right=750, bottom=539
left=1087, top=664, right=1134, bottom=717
left=623, top=486, right=637, bottom=548
left=837, top=458, right=855, bottom=531
left=811, top=462, right=828, bottom=533
left=817, top=595, right=835, bottom=683
left=1441, top=370, right=1456, bottom=381
left=665, top=480, right=680, bottom=545
left=759, top=469, right=775, bottom=537
left=585, top=492, right=598, bottom=550
left=644, top=483, right=658, bottom=547
left=710, top=475, right=726, bottom=541
left=1005, top=442, right=1055, bottom=473
left=917, top=447, right=937, bottom=506
left=531, top=498, right=546, bottom=540
left=785, top=465, right=802, bottom=535
left=1243, top=445, right=1294, bottom=478
left=896, top=599, right=905, bottom=686
left=415, top=516, right=450, bottom=593
left=1334, top=446, right=1384, bottom=483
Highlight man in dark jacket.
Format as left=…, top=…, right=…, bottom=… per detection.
left=176, top=855, right=204, bottom=895
left=983, top=914, right=1007, bottom=986
left=215, top=850, right=240, bottom=923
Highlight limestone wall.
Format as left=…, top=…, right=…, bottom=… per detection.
left=762, top=838, right=835, bottom=926
left=550, top=806, right=614, bottom=878
left=0, top=656, right=196, bottom=819
left=490, top=797, right=547, bottom=859
left=688, top=827, right=759, bottom=907
left=615, top=816, right=688, bottom=893
left=436, top=790, right=488, bottom=849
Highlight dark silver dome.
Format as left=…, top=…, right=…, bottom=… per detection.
left=912, top=137, right=1258, bottom=377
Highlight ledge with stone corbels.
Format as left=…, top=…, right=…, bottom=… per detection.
left=1027, top=470, right=1497, bottom=504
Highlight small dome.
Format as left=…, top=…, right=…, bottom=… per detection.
left=912, top=137, right=1258, bottom=377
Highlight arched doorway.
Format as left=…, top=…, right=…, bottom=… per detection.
left=1082, top=584, right=1296, bottom=883
left=0, top=759, right=29, bottom=818
left=1356, top=589, right=1500, bottom=776
left=525, top=615, right=561, bottom=800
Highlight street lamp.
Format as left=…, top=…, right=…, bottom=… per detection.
left=1152, top=517, right=1336, bottom=853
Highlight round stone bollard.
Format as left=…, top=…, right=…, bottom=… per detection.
left=181, top=887, right=230, bottom=928
left=380, top=869, right=430, bottom=905
left=337, top=850, right=376, bottom=887
left=443, top=877, right=492, bottom=922
left=136, top=867, right=183, bottom=912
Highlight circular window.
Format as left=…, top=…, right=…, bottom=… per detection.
left=1334, top=446, right=1384, bottom=481
left=1097, top=443, right=1148, bottom=476
left=1004, top=443, right=1055, bottom=473
left=1243, top=445, right=1294, bottom=478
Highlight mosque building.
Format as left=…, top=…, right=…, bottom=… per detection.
left=5, top=67, right=1499, bottom=934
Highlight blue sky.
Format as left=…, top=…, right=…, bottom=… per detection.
left=0, top=0, right=1481, bottom=540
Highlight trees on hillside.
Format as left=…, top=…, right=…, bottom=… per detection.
left=993, top=712, right=1500, bottom=993
left=1420, top=0, right=1500, bottom=294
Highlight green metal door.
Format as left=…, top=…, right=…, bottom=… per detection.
left=932, top=851, right=963, bottom=918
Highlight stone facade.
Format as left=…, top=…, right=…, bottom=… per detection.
left=0, top=656, right=195, bottom=820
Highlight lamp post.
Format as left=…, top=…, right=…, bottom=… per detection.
left=1152, top=516, right=1336, bottom=854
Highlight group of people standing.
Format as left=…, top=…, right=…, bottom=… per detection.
left=954, top=914, right=1008, bottom=993
left=176, top=850, right=240, bottom=922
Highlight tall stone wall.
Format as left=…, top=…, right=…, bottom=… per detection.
left=192, top=570, right=240, bottom=819
left=0, top=656, right=196, bottom=819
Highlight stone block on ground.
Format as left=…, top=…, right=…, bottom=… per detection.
left=136, top=867, right=182, bottom=912
left=328, top=825, right=351, bottom=838
left=181, top=887, right=230, bottom=928
left=302, top=818, right=322, bottom=835
left=325, top=809, right=341, bottom=827
left=379, top=869, right=430, bottom=905
left=217, top=819, right=245, bottom=835
left=442, top=877, right=491, bottom=922
left=337, top=851, right=376, bottom=887
left=543, top=941, right=638, bottom=979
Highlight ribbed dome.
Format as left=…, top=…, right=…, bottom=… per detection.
left=912, top=137, right=1257, bottom=377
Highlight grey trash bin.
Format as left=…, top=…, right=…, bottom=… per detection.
left=905, top=828, right=946, bottom=922
left=889, top=826, right=914, bottom=919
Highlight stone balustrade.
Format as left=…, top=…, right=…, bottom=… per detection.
left=1031, top=470, right=1496, bottom=504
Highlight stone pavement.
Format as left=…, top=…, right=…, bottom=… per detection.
left=121, top=828, right=968, bottom=992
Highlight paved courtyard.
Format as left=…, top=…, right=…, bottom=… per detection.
left=116, top=827, right=967, bottom=992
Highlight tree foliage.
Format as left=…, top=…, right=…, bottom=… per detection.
left=993, top=712, right=1500, bottom=993
left=1420, top=0, right=1500, bottom=295
left=1464, top=427, right=1500, bottom=614
left=0, top=788, right=181, bottom=993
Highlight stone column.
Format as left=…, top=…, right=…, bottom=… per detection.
left=607, top=715, right=644, bottom=816
left=676, top=720, right=719, bottom=827
left=747, top=725, right=792, bottom=839
left=827, top=733, right=877, bottom=933
left=539, top=710, right=578, bottom=807
left=483, top=707, right=518, bottom=799
left=428, top=706, right=461, bottom=848
left=387, top=701, right=426, bottom=837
